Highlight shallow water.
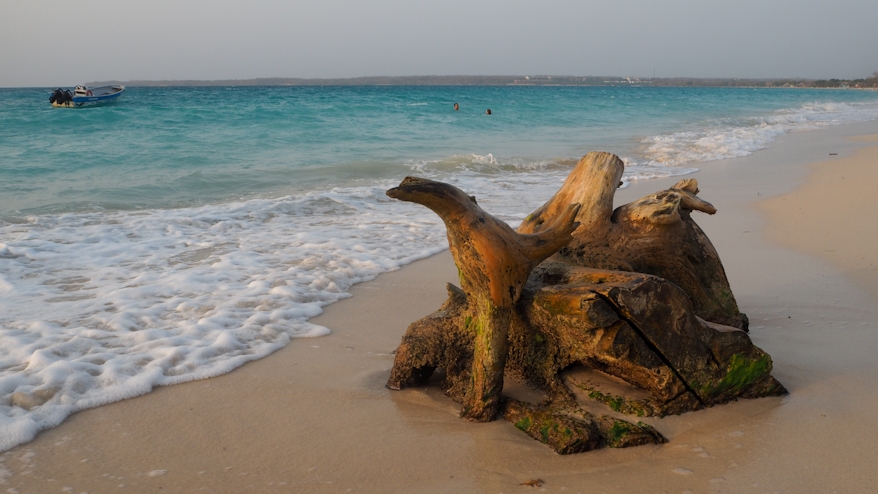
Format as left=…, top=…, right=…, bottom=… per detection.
left=1, top=85, right=877, bottom=451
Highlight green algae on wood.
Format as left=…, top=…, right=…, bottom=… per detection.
left=709, top=352, right=773, bottom=397
left=503, top=399, right=666, bottom=454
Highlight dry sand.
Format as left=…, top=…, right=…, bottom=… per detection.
left=2, top=121, right=878, bottom=493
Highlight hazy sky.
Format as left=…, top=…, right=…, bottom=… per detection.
left=3, top=0, right=877, bottom=87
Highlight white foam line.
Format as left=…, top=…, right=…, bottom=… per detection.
left=0, top=183, right=449, bottom=452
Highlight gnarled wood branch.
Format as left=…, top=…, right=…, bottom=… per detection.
left=387, top=177, right=580, bottom=420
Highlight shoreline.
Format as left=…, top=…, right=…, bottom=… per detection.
left=759, top=135, right=878, bottom=299
left=15, top=83, right=878, bottom=91
left=2, top=120, right=878, bottom=492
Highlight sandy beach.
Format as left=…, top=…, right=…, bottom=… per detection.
left=2, top=120, right=878, bottom=493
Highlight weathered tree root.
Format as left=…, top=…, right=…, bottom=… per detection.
left=502, top=398, right=667, bottom=454
left=387, top=266, right=785, bottom=452
left=385, top=162, right=786, bottom=454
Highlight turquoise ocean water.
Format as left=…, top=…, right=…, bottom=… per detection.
left=2, top=85, right=878, bottom=450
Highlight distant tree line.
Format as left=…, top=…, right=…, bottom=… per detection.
left=811, top=72, right=878, bottom=88
left=88, top=73, right=878, bottom=88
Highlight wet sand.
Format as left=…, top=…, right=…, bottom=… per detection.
left=759, top=134, right=878, bottom=298
left=2, top=121, right=878, bottom=493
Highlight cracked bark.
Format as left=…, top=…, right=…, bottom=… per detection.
left=518, top=152, right=749, bottom=330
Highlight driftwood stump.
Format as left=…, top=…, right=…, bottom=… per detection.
left=386, top=155, right=786, bottom=454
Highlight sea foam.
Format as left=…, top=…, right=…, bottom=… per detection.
left=636, top=101, right=878, bottom=170
left=0, top=184, right=453, bottom=451
left=0, top=171, right=575, bottom=452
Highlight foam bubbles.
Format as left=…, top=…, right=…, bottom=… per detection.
left=0, top=184, right=454, bottom=451
left=634, top=100, right=878, bottom=173
left=0, top=173, right=575, bottom=452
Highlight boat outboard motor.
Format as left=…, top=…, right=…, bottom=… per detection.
left=51, top=89, right=74, bottom=104
left=49, top=89, right=64, bottom=104
left=50, top=89, right=75, bottom=105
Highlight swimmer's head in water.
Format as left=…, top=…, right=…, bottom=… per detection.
left=486, top=109, right=492, bottom=115
left=454, top=103, right=459, bottom=110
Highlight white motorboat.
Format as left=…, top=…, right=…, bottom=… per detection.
left=50, top=85, right=125, bottom=107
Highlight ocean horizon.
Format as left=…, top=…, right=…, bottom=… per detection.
left=2, top=85, right=878, bottom=451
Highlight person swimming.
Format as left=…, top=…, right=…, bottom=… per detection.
left=454, top=103, right=459, bottom=111
left=486, top=109, right=492, bottom=115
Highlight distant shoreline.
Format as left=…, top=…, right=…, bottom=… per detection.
left=79, top=75, right=877, bottom=89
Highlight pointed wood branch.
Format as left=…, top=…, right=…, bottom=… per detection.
left=387, top=176, right=580, bottom=420
left=520, top=152, right=623, bottom=236
left=387, top=177, right=580, bottom=308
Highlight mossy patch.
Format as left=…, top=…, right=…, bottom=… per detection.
left=707, top=352, right=772, bottom=397
left=512, top=409, right=577, bottom=446
left=608, top=420, right=633, bottom=444
left=536, top=418, right=574, bottom=444
left=515, top=417, right=532, bottom=431
left=539, top=423, right=552, bottom=443
left=604, top=419, right=666, bottom=448
left=589, top=390, right=624, bottom=412
left=584, top=388, right=650, bottom=417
